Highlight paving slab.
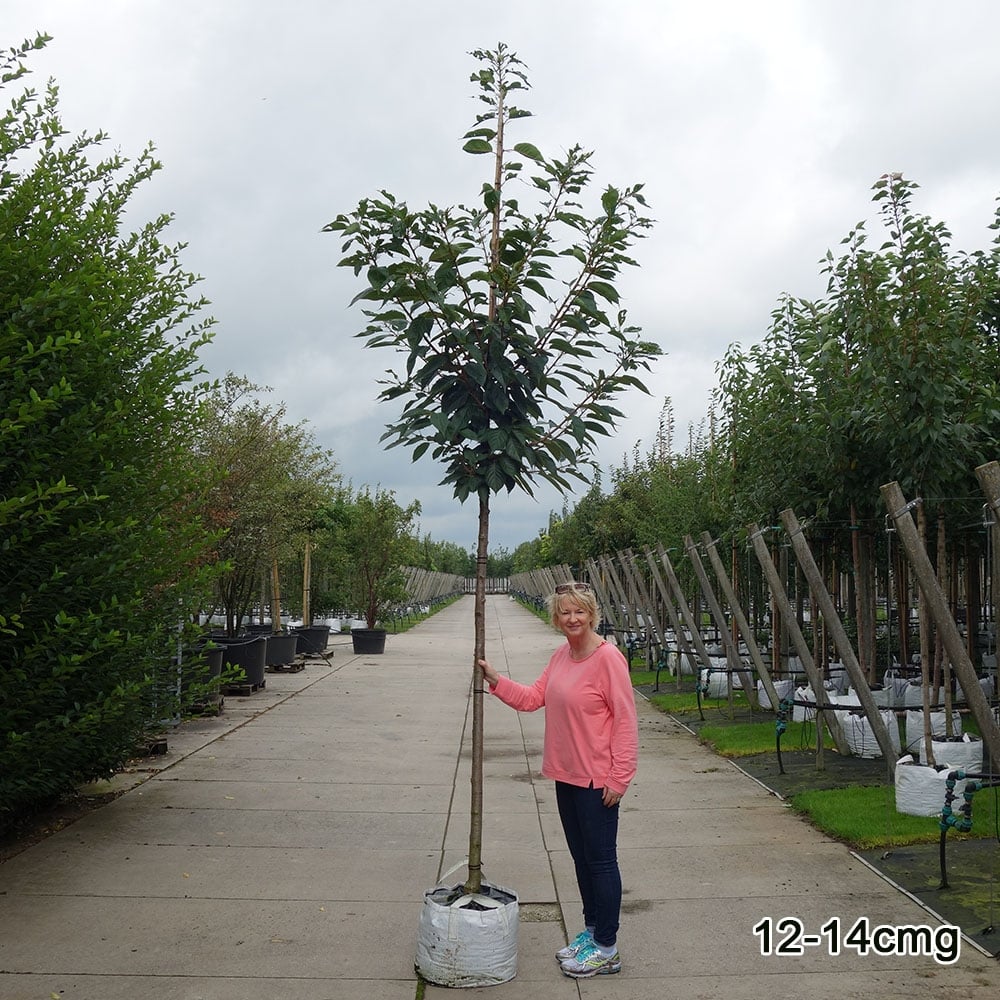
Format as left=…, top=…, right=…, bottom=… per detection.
left=1, top=595, right=999, bottom=1000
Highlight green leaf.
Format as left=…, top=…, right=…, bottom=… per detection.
left=588, top=281, right=620, bottom=303
left=513, top=142, right=543, bottom=162
left=462, top=138, right=493, bottom=155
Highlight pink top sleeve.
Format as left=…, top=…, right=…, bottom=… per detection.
left=490, top=641, right=638, bottom=796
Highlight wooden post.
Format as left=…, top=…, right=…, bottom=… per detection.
left=622, top=549, right=669, bottom=652
left=684, top=535, right=757, bottom=710
left=702, top=532, right=781, bottom=712
left=975, top=462, right=1000, bottom=666
left=655, top=544, right=717, bottom=685
left=748, top=522, right=849, bottom=760
left=643, top=546, right=700, bottom=690
left=781, top=508, right=898, bottom=766
left=600, top=555, right=634, bottom=641
left=881, top=480, right=1000, bottom=772
left=301, top=534, right=312, bottom=627
left=584, top=558, right=618, bottom=637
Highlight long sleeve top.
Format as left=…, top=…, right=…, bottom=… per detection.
left=489, top=639, right=638, bottom=796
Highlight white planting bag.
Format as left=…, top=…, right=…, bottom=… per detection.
left=895, top=755, right=951, bottom=816
left=904, top=708, right=960, bottom=760
left=926, top=733, right=983, bottom=772
left=895, top=753, right=978, bottom=817
left=827, top=663, right=849, bottom=694
left=758, top=678, right=794, bottom=711
left=793, top=684, right=818, bottom=723
left=701, top=660, right=730, bottom=699
left=415, top=882, right=519, bottom=987
left=842, top=710, right=901, bottom=759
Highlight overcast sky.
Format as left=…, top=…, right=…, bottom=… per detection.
left=7, top=1, right=1000, bottom=553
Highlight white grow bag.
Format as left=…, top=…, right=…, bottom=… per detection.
left=792, top=684, right=818, bottom=723
left=415, top=882, right=519, bottom=987
left=925, top=733, right=983, bottom=772
left=903, top=709, right=961, bottom=761
left=895, top=755, right=954, bottom=816
left=894, top=754, right=978, bottom=817
left=700, top=660, right=731, bottom=699
left=841, top=709, right=901, bottom=759
left=757, top=678, right=795, bottom=711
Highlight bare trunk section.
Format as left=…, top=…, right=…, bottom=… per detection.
left=302, top=534, right=312, bottom=627
left=465, top=490, right=490, bottom=894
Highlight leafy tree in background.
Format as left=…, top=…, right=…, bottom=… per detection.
left=332, top=486, right=420, bottom=629
left=415, top=536, right=476, bottom=577
left=326, top=43, right=659, bottom=893
left=198, top=375, right=339, bottom=634
left=718, top=174, right=1000, bottom=675
left=0, top=35, right=219, bottom=829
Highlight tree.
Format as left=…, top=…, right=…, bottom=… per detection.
left=326, top=44, right=659, bottom=892
left=333, top=486, right=420, bottom=629
left=717, top=174, right=1000, bottom=678
left=198, top=375, right=339, bottom=634
left=0, top=35, right=219, bottom=828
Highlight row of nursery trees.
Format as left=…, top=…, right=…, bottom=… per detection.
left=516, top=174, right=1000, bottom=670
left=509, top=174, right=1000, bottom=770
left=0, top=36, right=462, bottom=834
left=510, top=462, right=1000, bottom=773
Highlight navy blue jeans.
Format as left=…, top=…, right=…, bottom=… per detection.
left=555, top=780, right=622, bottom=948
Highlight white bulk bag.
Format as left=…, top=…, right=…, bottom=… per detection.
left=415, top=882, right=519, bottom=988
left=758, top=678, right=795, bottom=711
left=793, top=685, right=818, bottom=723
left=701, top=659, right=730, bottom=699
left=904, top=709, right=960, bottom=760
left=895, top=755, right=954, bottom=817
left=926, top=733, right=983, bottom=772
left=827, top=663, right=849, bottom=694
left=894, top=752, right=982, bottom=816
left=843, top=710, right=901, bottom=759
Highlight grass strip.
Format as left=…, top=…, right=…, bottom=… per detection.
left=698, top=719, right=812, bottom=757
left=788, top=784, right=992, bottom=849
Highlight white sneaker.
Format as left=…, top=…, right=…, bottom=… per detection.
left=555, top=930, right=593, bottom=963
left=560, top=942, right=622, bottom=978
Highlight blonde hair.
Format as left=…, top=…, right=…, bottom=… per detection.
left=547, top=583, right=600, bottom=630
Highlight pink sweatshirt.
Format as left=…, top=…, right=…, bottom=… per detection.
left=489, top=640, right=638, bottom=796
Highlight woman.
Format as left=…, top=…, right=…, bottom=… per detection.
left=478, top=581, right=638, bottom=979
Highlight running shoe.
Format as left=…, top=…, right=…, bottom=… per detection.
left=555, top=929, right=593, bottom=963
left=560, top=942, right=622, bottom=978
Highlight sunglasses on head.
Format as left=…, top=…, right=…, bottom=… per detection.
left=555, top=582, right=592, bottom=594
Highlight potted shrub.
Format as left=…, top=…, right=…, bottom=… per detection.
left=337, top=487, right=419, bottom=654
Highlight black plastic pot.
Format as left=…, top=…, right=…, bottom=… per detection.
left=351, top=628, right=387, bottom=654
left=217, top=636, right=267, bottom=688
left=264, top=632, right=300, bottom=667
left=293, top=624, right=331, bottom=656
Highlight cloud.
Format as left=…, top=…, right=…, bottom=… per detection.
left=8, top=0, right=1000, bottom=550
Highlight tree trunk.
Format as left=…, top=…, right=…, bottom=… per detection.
left=270, top=556, right=282, bottom=634
left=465, top=489, right=490, bottom=894
left=850, top=506, right=876, bottom=685
left=916, top=504, right=935, bottom=765
left=302, top=533, right=312, bottom=627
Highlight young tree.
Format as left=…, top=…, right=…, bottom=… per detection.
left=326, top=43, right=659, bottom=892
left=198, top=375, right=339, bottom=634
left=333, top=486, right=420, bottom=630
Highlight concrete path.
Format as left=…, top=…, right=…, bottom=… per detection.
left=1, top=595, right=998, bottom=999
